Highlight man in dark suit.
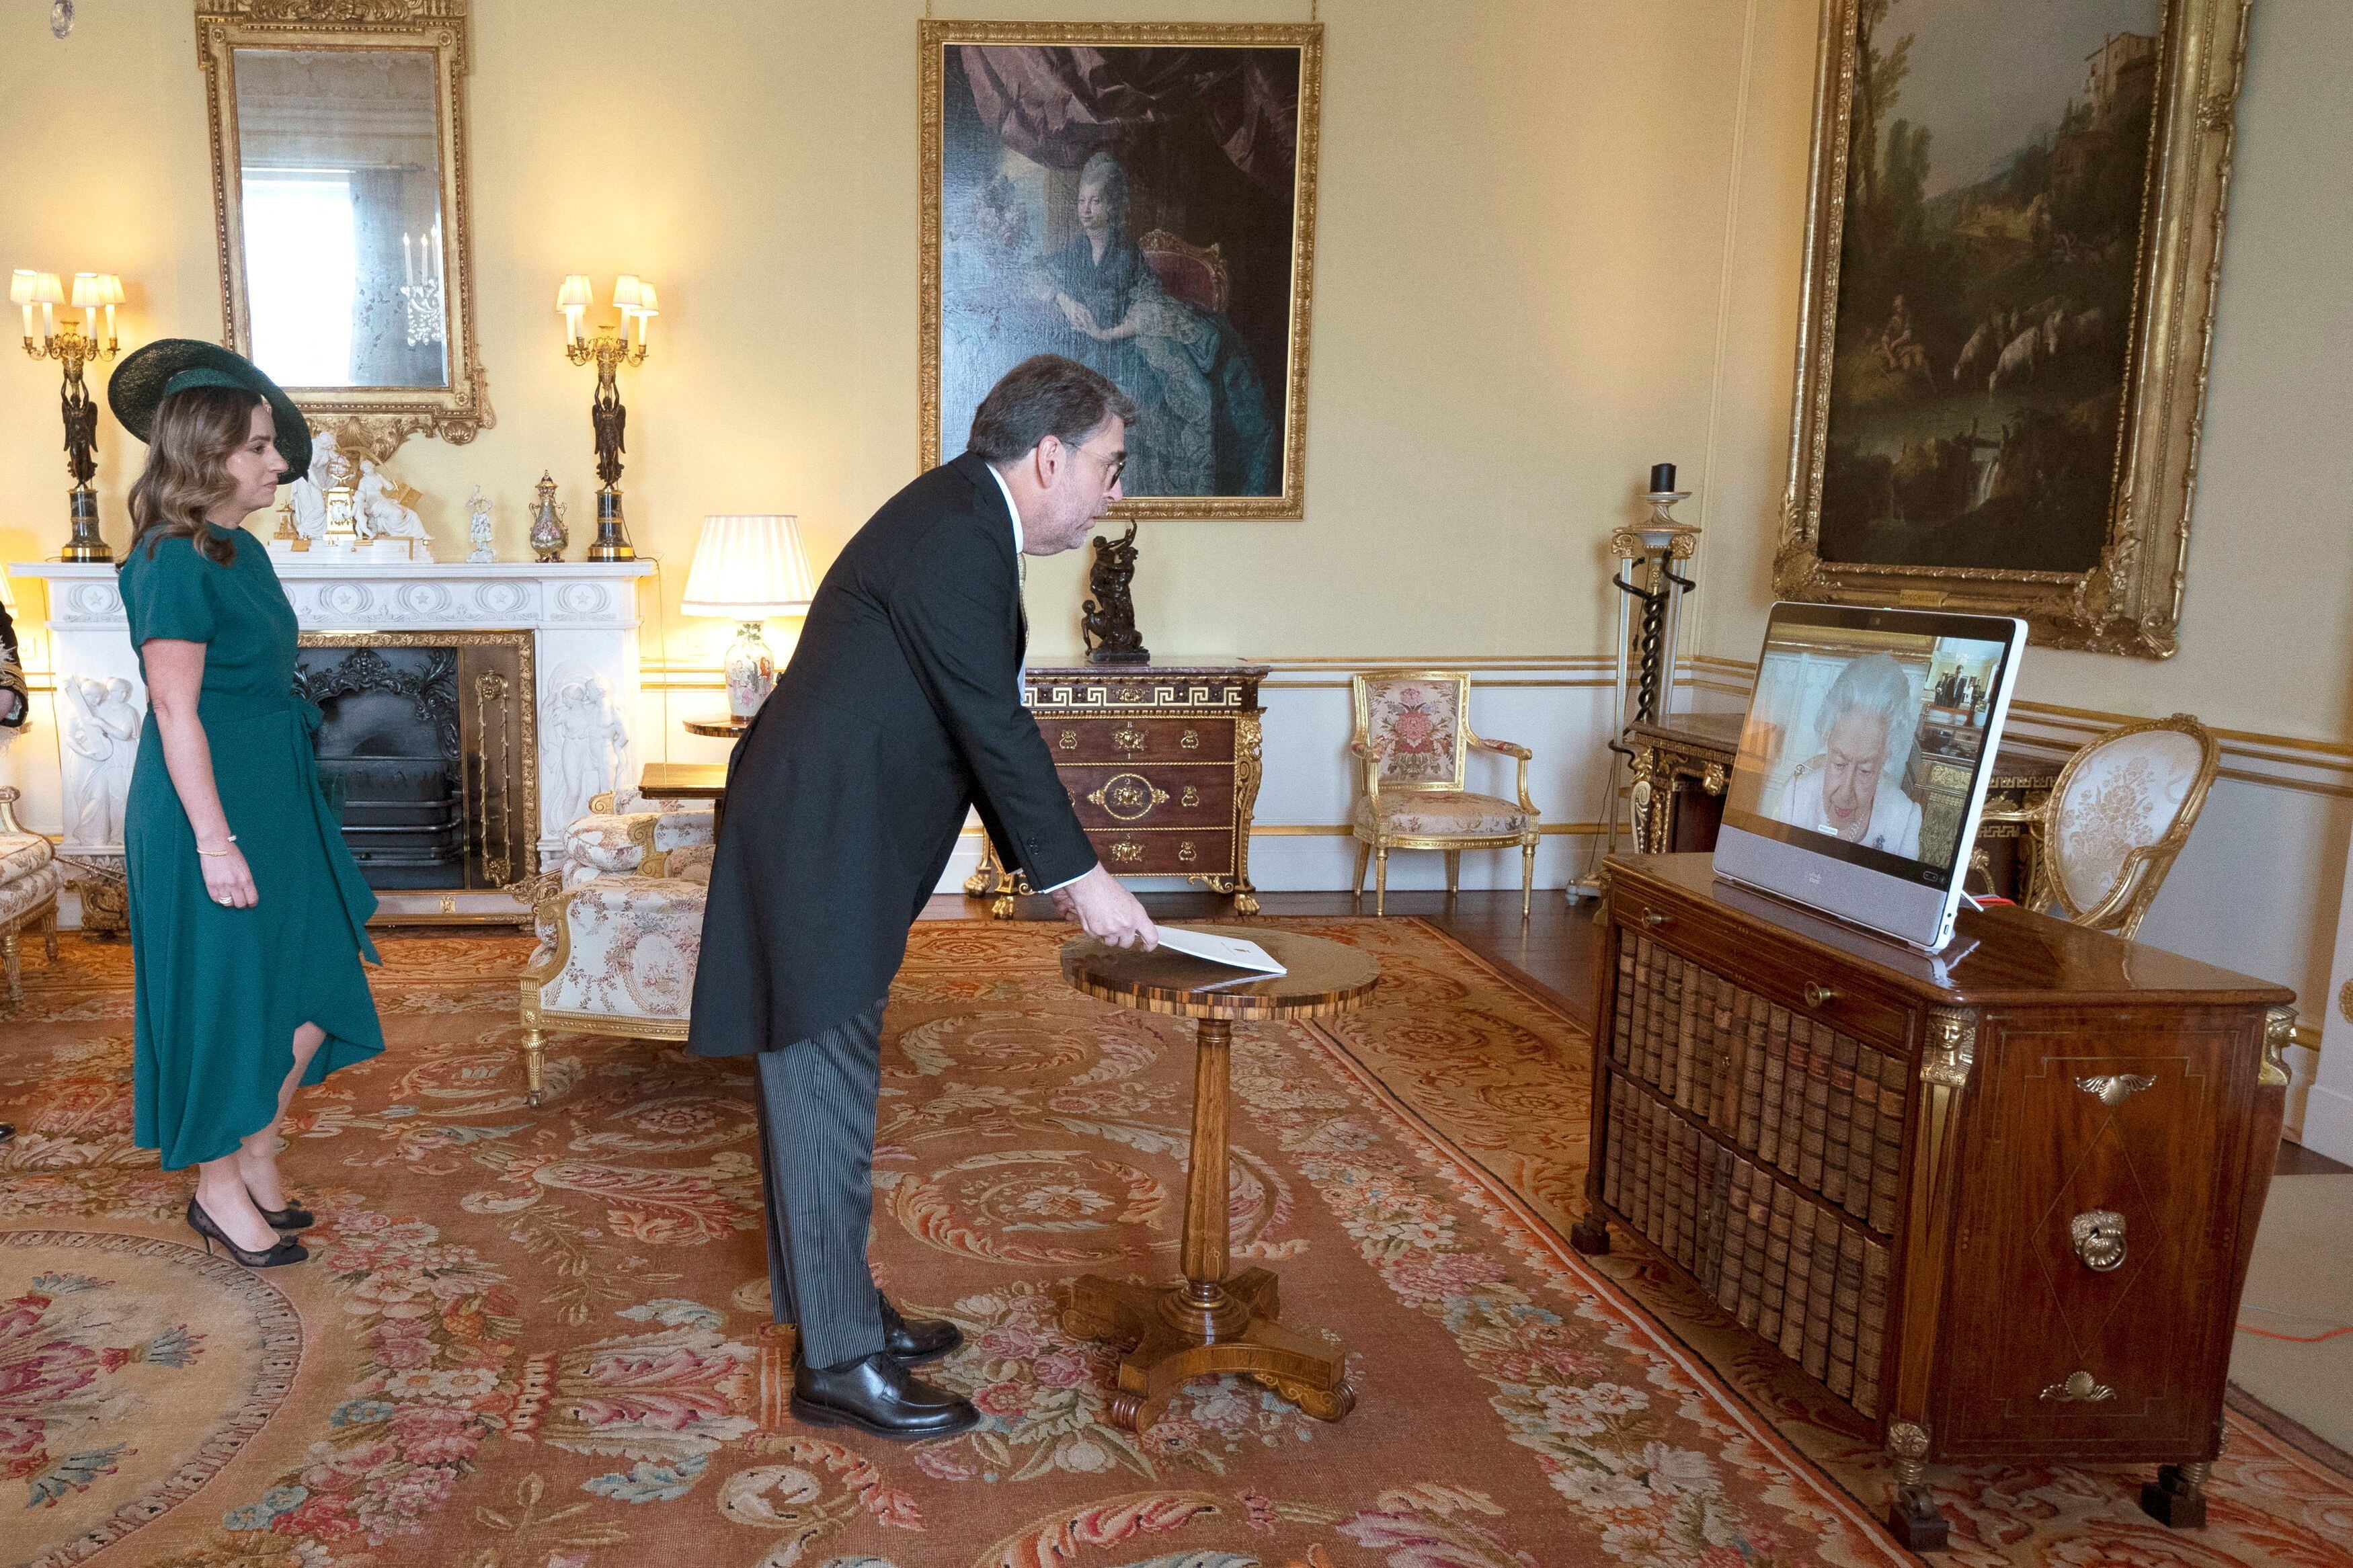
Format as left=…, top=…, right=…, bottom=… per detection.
left=688, top=354, right=1158, bottom=1438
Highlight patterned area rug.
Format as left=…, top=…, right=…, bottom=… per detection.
left=0, top=918, right=2345, bottom=1568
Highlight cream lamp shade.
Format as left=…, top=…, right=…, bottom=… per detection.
left=610, top=274, right=647, bottom=314
left=681, top=514, right=815, bottom=620
left=555, top=274, right=594, bottom=312
left=8, top=271, right=36, bottom=306
left=682, top=515, right=814, bottom=720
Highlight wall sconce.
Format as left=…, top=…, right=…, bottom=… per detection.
left=556, top=272, right=657, bottom=562
left=13, top=267, right=123, bottom=562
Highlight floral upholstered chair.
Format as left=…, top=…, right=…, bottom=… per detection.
left=1980, top=714, right=2217, bottom=940
left=0, top=786, right=61, bottom=1007
left=1349, top=671, right=1542, bottom=917
left=516, top=787, right=715, bottom=1104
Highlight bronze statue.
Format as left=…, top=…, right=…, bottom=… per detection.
left=1081, top=519, right=1149, bottom=665
left=62, top=379, right=99, bottom=489
left=591, top=383, right=627, bottom=491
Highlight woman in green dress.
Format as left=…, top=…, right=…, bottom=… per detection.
left=108, top=340, right=385, bottom=1268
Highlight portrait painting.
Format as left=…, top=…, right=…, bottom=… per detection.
left=1776, top=0, right=2251, bottom=655
left=920, top=22, right=1322, bottom=520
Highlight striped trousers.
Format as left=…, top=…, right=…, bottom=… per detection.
left=752, top=997, right=889, bottom=1368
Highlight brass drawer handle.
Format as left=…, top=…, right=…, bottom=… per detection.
left=2071, top=1209, right=2126, bottom=1272
left=1803, top=983, right=1838, bottom=1008
left=2039, top=1370, right=2116, bottom=1403
left=1058, top=729, right=1079, bottom=751
left=2076, top=1073, right=2155, bottom=1106
left=1641, top=911, right=1670, bottom=927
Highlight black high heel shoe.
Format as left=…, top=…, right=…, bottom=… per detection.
left=249, top=1194, right=315, bottom=1231
left=186, top=1196, right=309, bottom=1268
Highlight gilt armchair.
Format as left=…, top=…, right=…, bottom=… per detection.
left=1349, top=672, right=1542, bottom=917
left=516, top=788, right=716, bottom=1104
left=0, top=787, right=61, bottom=1007
left=1977, top=713, right=2217, bottom=940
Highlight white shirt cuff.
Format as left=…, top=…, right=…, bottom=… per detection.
left=1036, top=867, right=1091, bottom=895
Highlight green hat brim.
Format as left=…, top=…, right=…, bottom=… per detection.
left=107, top=339, right=312, bottom=485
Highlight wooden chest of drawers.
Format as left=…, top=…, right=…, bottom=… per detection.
left=967, top=661, right=1269, bottom=915
left=1574, top=854, right=2294, bottom=1549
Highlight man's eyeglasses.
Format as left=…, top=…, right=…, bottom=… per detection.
left=1070, top=443, right=1127, bottom=490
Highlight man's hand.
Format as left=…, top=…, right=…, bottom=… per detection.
left=1052, top=864, right=1157, bottom=951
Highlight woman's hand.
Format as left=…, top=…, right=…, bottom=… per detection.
left=198, top=840, right=257, bottom=909
left=1057, top=294, right=1099, bottom=334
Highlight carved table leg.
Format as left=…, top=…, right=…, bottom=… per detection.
left=1062, top=1017, right=1350, bottom=1433
left=522, top=1026, right=545, bottom=1107
left=2141, top=1460, right=2210, bottom=1529
left=3, top=928, right=19, bottom=1007
left=1569, top=1207, right=1611, bottom=1255
left=1885, top=1421, right=1950, bottom=1551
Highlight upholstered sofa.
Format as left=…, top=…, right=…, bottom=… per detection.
left=0, top=786, right=61, bottom=1007
left=516, top=788, right=715, bottom=1103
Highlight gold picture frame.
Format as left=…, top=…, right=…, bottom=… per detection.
left=1773, top=0, right=2252, bottom=657
left=196, top=0, right=493, bottom=462
left=919, top=20, right=1322, bottom=520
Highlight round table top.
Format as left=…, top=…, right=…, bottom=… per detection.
left=1061, top=926, right=1380, bottom=1022
left=682, top=716, right=751, bottom=738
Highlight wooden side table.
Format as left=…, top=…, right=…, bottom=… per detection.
left=682, top=715, right=750, bottom=740
left=1060, top=927, right=1380, bottom=1431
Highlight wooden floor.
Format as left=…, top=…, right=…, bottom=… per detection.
left=922, top=886, right=2350, bottom=1176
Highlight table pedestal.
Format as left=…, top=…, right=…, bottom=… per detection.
left=1062, top=1016, right=1353, bottom=1432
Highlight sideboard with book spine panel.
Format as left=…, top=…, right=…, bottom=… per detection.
left=1571, top=854, right=2295, bottom=1551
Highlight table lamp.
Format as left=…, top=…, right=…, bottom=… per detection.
left=681, top=514, right=815, bottom=718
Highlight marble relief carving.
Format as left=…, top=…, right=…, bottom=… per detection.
left=542, top=667, right=632, bottom=832
left=60, top=675, right=140, bottom=849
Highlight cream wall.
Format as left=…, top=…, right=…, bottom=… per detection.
left=0, top=0, right=1762, bottom=673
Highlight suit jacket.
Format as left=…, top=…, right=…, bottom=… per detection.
left=686, top=452, right=1098, bottom=1055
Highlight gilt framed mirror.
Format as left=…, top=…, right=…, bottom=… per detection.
left=196, top=0, right=491, bottom=460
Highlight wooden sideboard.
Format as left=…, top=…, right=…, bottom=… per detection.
left=1574, top=854, right=2293, bottom=1549
left=967, top=661, right=1269, bottom=917
left=1626, top=712, right=2063, bottom=902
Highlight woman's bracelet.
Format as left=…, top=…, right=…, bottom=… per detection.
left=196, top=834, right=239, bottom=858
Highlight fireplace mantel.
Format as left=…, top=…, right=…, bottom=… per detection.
left=11, top=556, right=657, bottom=925
left=17, top=558, right=651, bottom=633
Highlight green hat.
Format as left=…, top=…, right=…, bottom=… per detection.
left=108, top=338, right=311, bottom=484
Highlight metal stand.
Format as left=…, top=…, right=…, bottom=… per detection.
left=1566, top=489, right=1698, bottom=903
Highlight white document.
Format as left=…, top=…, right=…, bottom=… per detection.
left=1153, top=925, right=1287, bottom=976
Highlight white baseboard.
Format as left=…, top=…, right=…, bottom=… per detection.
left=2299, top=1083, right=2353, bottom=1165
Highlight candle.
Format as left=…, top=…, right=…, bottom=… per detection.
left=40, top=302, right=53, bottom=342
left=1649, top=462, right=1677, bottom=494
left=104, top=302, right=115, bottom=343
left=17, top=302, right=28, bottom=340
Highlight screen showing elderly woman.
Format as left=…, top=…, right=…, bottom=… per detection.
left=1723, top=624, right=2012, bottom=884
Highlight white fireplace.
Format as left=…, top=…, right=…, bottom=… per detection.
left=9, top=556, right=655, bottom=924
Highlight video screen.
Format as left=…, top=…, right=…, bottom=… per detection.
left=1722, top=611, right=2016, bottom=891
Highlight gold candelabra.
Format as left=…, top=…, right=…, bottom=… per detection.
left=557, top=273, right=656, bottom=562
left=12, top=270, right=123, bottom=562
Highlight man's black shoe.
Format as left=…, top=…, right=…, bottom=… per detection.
left=790, top=1350, right=980, bottom=1440
left=879, top=1292, right=962, bottom=1364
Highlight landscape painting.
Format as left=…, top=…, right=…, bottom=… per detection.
left=920, top=22, right=1321, bottom=520
left=1777, top=0, right=2251, bottom=657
